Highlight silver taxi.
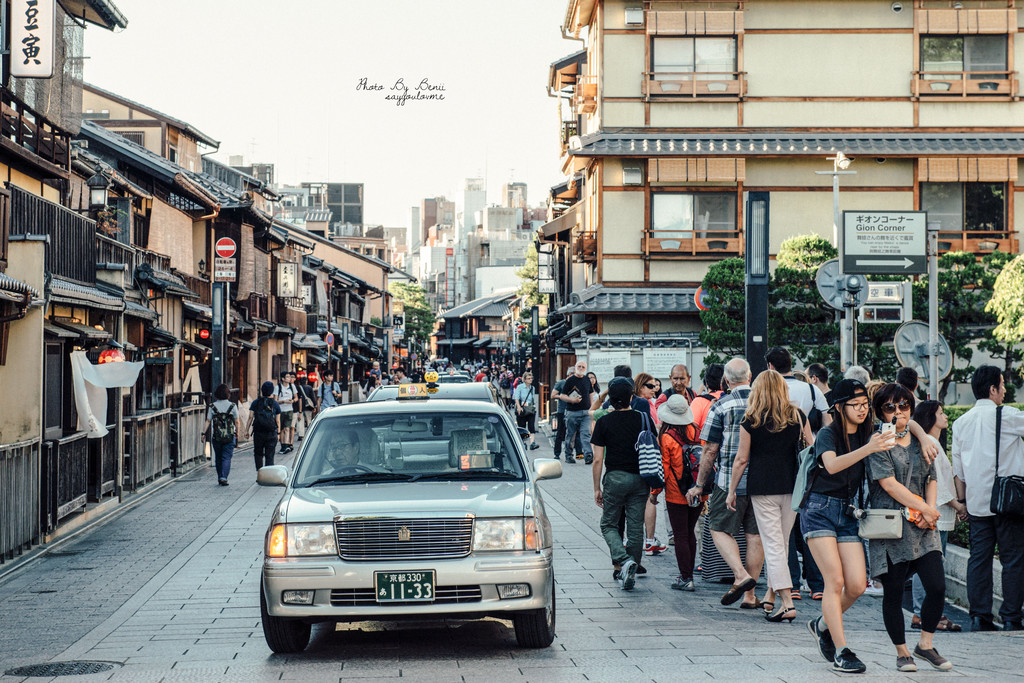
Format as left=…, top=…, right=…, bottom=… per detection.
left=257, top=398, right=561, bottom=652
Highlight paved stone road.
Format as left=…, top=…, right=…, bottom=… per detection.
left=1, top=433, right=1021, bottom=682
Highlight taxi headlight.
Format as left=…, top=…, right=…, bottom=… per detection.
left=266, top=524, right=338, bottom=557
left=473, top=518, right=540, bottom=551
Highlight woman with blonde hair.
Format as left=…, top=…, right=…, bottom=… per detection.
left=727, top=369, right=814, bottom=623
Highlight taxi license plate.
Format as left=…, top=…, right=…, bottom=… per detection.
left=374, top=570, right=435, bottom=603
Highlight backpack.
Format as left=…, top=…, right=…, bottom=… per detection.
left=253, top=397, right=277, bottom=433
left=807, top=385, right=824, bottom=433
left=210, top=404, right=235, bottom=445
left=665, top=429, right=702, bottom=490
left=791, top=415, right=818, bottom=511
left=636, top=411, right=664, bottom=488
left=499, top=374, right=511, bottom=390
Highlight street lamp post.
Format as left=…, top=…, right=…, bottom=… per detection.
left=816, top=153, right=857, bottom=370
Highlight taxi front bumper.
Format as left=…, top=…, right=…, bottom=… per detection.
left=263, top=549, right=554, bottom=622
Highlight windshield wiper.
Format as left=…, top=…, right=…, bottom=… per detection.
left=411, top=471, right=520, bottom=481
left=305, top=472, right=416, bottom=487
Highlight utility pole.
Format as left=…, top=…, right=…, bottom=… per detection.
left=745, top=192, right=770, bottom=377
left=816, top=153, right=857, bottom=370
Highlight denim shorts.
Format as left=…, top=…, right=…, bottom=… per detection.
left=801, top=492, right=861, bottom=543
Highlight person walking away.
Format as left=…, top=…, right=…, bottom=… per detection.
left=656, top=364, right=697, bottom=408
left=317, top=370, right=342, bottom=411
left=273, top=371, right=299, bottom=454
left=551, top=367, right=581, bottom=460
left=910, top=400, right=963, bottom=632
left=514, top=371, right=540, bottom=450
left=896, top=366, right=919, bottom=396
left=591, top=381, right=650, bottom=590
left=866, top=383, right=951, bottom=672
left=685, top=358, right=764, bottom=610
left=807, top=363, right=832, bottom=406
left=247, top=381, right=281, bottom=471
left=562, top=360, right=597, bottom=465
left=659, top=394, right=702, bottom=591
left=295, top=374, right=316, bottom=440
left=952, top=365, right=1024, bottom=632
left=689, top=364, right=726, bottom=433
left=498, top=366, right=514, bottom=408
left=801, top=379, right=893, bottom=674
left=635, top=372, right=667, bottom=555
left=727, top=370, right=814, bottom=623
left=203, top=383, right=240, bottom=486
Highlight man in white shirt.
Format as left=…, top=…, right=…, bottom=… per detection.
left=952, top=365, right=1024, bottom=632
left=765, top=347, right=831, bottom=430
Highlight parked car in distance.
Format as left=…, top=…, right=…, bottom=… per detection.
left=257, top=398, right=561, bottom=653
left=435, top=373, right=471, bottom=384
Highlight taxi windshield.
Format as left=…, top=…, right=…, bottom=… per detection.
left=293, top=412, right=525, bottom=487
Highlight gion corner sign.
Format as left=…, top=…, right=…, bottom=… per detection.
left=843, top=211, right=927, bottom=274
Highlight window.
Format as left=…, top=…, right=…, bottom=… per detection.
left=652, top=192, right=735, bottom=238
left=921, top=182, right=1004, bottom=233
left=653, top=37, right=736, bottom=81
left=921, top=35, right=1007, bottom=79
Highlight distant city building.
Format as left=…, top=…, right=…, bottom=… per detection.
left=502, top=182, right=528, bottom=210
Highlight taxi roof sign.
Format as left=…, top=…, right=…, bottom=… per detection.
left=424, top=371, right=439, bottom=383
left=398, top=383, right=429, bottom=399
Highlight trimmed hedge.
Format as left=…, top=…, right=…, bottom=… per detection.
left=941, top=403, right=1024, bottom=550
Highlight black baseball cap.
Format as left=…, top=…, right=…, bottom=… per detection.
left=829, top=378, right=867, bottom=407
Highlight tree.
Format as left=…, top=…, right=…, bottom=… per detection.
left=388, top=282, right=436, bottom=348
left=770, top=235, right=840, bottom=376
left=699, top=257, right=745, bottom=364
left=986, top=252, right=1024, bottom=398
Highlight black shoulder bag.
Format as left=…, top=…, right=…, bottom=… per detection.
left=990, top=406, right=1024, bottom=516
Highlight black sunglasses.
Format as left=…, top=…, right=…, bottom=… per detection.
left=644, top=382, right=657, bottom=389
left=882, top=400, right=911, bottom=412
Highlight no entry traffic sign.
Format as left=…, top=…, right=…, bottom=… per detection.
left=215, top=237, right=237, bottom=259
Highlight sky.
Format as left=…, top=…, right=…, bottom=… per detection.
left=82, top=0, right=574, bottom=228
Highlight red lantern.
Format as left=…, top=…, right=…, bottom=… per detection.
left=98, top=349, right=125, bottom=364
left=307, top=372, right=319, bottom=383
left=296, top=369, right=307, bottom=380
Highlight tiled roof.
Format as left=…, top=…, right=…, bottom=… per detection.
left=572, top=131, right=1024, bottom=157
left=0, top=272, right=39, bottom=298
left=50, top=277, right=124, bottom=311
left=439, top=290, right=517, bottom=320
left=124, top=299, right=158, bottom=322
left=557, top=285, right=698, bottom=314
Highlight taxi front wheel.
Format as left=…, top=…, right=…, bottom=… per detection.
left=513, top=583, right=555, bottom=648
left=261, top=581, right=311, bottom=653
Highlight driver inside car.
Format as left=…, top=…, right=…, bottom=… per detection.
left=319, top=431, right=364, bottom=473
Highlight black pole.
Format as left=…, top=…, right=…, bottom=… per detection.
left=745, top=192, right=770, bottom=378
left=211, top=281, right=224, bottom=391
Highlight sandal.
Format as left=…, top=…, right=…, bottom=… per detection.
left=762, top=601, right=775, bottom=614
left=811, top=592, right=824, bottom=601
left=791, top=589, right=802, bottom=600
left=740, top=598, right=763, bottom=610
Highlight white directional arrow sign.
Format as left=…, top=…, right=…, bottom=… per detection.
left=855, top=258, right=915, bottom=269
left=843, top=211, right=927, bottom=275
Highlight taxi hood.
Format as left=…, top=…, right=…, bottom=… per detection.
left=281, top=480, right=528, bottom=523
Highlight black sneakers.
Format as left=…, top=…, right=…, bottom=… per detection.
left=833, top=647, right=866, bottom=674
left=808, top=618, right=836, bottom=662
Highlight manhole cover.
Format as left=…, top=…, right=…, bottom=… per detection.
left=5, top=661, right=119, bottom=676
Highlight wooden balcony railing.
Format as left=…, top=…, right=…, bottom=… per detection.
left=124, top=408, right=173, bottom=491
left=136, top=248, right=171, bottom=274
left=88, top=426, right=117, bottom=503
left=9, top=184, right=96, bottom=284
left=935, top=229, right=1017, bottom=255
left=560, top=120, right=578, bottom=147
left=573, top=75, right=598, bottom=113
left=646, top=228, right=743, bottom=256
left=0, top=90, right=71, bottom=170
left=645, top=71, right=746, bottom=97
left=96, top=233, right=136, bottom=274
left=41, top=431, right=89, bottom=529
left=248, top=292, right=269, bottom=321
left=572, top=233, right=597, bottom=263
left=912, top=71, right=1018, bottom=97
left=174, top=270, right=211, bottom=306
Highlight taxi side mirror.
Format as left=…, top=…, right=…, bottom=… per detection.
left=533, top=458, right=562, bottom=481
left=257, top=465, right=289, bottom=487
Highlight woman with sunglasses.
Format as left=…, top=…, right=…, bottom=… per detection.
left=802, top=379, right=895, bottom=674
left=634, top=372, right=668, bottom=556
left=866, top=385, right=951, bottom=672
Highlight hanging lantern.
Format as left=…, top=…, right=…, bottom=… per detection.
left=296, top=369, right=307, bottom=380
left=98, top=348, right=126, bottom=364
left=307, top=371, right=320, bottom=384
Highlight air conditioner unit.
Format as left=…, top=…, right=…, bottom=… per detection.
left=624, top=7, right=644, bottom=26
left=622, top=167, right=643, bottom=186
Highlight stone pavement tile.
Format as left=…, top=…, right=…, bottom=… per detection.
left=605, top=635, right=680, bottom=650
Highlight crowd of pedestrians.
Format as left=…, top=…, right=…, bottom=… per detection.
left=580, top=348, right=1024, bottom=676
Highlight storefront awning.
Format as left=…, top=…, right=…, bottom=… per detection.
left=473, top=337, right=492, bottom=348
left=292, top=333, right=327, bottom=350
left=50, top=319, right=112, bottom=341
left=44, top=322, right=79, bottom=339
left=182, top=301, right=213, bottom=320
left=306, top=351, right=328, bottom=364
left=123, top=299, right=158, bottom=322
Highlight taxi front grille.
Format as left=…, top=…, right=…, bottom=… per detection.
left=335, top=518, right=474, bottom=560
left=330, top=585, right=483, bottom=607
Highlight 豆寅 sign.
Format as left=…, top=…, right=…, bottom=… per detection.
left=11, top=0, right=55, bottom=79
left=842, top=211, right=927, bottom=275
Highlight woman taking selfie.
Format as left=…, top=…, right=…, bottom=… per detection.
left=802, top=379, right=894, bottom=674
left=867, top=385, right=951, bottom=672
